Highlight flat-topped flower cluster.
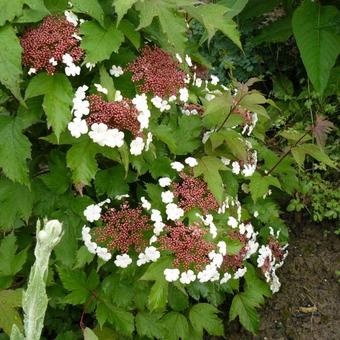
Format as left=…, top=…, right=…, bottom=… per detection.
left=82, top=160, right=287, bottom=292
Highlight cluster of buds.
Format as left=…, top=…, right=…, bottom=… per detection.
left=68, top=84, right=153, bottom=155
left=21, top=13, right=83, bottom=76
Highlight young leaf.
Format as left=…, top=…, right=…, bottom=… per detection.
left=311, top=115, right=334, bottom=148
left=189, top=303, right=224, bottom=337
left=0, top=25, right=24, bottom=104
left=0, top=116, right=31, bottom=185
left=25, top=73, right=73, bottom=139
left=0, top=178, right=33, bottom=230
left=292, top=1, right=340, bottom=95
left=0, top=289, right=23, bottom=336
left=80, top=21, right=124, bottom=63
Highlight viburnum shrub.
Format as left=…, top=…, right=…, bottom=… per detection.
left=0, top=1, right=335, bottom=339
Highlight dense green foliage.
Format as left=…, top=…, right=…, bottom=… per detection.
left=0, top=0, right=338, bottom=339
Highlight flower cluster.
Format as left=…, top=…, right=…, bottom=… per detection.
left=127, top=46, right=186, bottom=98
left=68, top=85, right=152, bottom=155
left=21, top=14, right=83, bottom=76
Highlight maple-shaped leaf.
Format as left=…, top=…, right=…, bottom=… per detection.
left=310, top=115, right=334, bottom=148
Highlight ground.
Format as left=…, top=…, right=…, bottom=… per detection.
left=226, top=221, right=340, bottom=340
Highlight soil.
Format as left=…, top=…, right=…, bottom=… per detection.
left=226, top=221, right=340, bottom=340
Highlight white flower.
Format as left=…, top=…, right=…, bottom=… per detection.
left=136, top=252, right=148, bottom=266
left=164, top=268, right=180, bottom=282
left=175, top=53, right=183, bottom=63
left=234, top=267, right=247, bottom=279
left=179, top=88, right=189, bottom=102
left=220, top=272, right=231, bottom=284
left=96, top=246, right=112, bottom=261
left=197, top=264, right=219, bottom=283
left=209, top=251, right=223, bottom=268
left=205, top=93, right=215, bottom=101
left=49, top=57, right=57, bottom=66
left=75, top=85, right=88, bottom=99
left=62, top=53, right=73, bottom=65
left=114, top=90, right=123, bottom=102
left=109, top=65, right=124, bottom=77
left=242, top=163, right=256, bottom=177
left=151, top=209, right=162, bottom=223
left=270, top=271, right=281, bottom=293
left=149, top=235, right=158, bottom=244
left=141, top=197, right=151, bottom=210
left=137, top=109, right=151, bottom=129
left=227, top=216, right=238, bottom=229
left=89, top=123, right=108, bottom=146
left=151, top=96, right=170, bottom=112
left=114, top=254, right=132, bottom=268
left=132, top=94, right=148, bottom=112
left=246, top=240, right=259, bottom=258
left=184, top=157, right=198, bottom=167
left=166, top=203, right=184, bottom=221
left=195, top=78, right=202, bottom=88
left=153, top=221, right=165, bottom=235
left=145, top=246, right=160, bottom=262
left=202, top=130, right=214, bottom=144
left=169, top=95, right=177, bottom=102
left=68, top=118, right=88, bottom=138
left=221, top=157, right=231, bottom=166
left=171, top=161, right=184, bottom=172
left=104, top=128, right=124, bottom=148
left=217, top=241, right=227, bottom=256
left=231, top=161, right=240, bottom=175
left=115, top=194, right=129, bottom=200
left=72, top=98, right=90, bottom=118
left=65, top=63, right=81, bottom=76
left=72, top=33, right=82, bottom=41
left=257, top=245, right=272, bottom=268
left=254, top=211, right=259, bottom=218
left=86, top=62, right=95, bottom=71
left=210, top=75, right=219, bottom=85
left=85, top=240, right=97, bottom=254
left=28, top=68, right=36, bottom=75
left=84, top=204, right=101, bottom=222
left=161, top=191, right=174, bottom=204
left=180, top=270, right=196, bottom=284
left=94, top=83, right=108, bottom=94
left=81, top=226, right=91, bottom=242
left=64, top=10, right=78, bottom=26
left=159, top=177, right=171, bottom=187
left=130, top=137, right=145, bottom=155
left=185, top=54, right=192, bottom=67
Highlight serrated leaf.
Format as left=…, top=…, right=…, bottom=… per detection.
left=80, top=21, right=124, bottom=63
left=0, top=0, right=23, bottom=25
left=99, top=65, right=116, bottom=102
left=66, top=137, right=99, bottom=186
left=189, top=303, right=224, bottom=337
left=168, top=285, right=189, bottom=312
left=25, top=73, right=73, bottom=139
left=71, top=0, right=104, bottom=26
left=118, top=19, right=141, bottom=50
left=292, top=1, right=340, bottom=95
left=249, top=172, right=281, bottom=202
left=0, top=178, right=33, bottom=230
left=83, top=327, right=98, bottom=340
left=0, top=116, right=31, bottom=185
left=161, top=312, right=189, bottom=340
left=113, top=0, right=138, bottom=24
left=136, top=312, right=166, bottom=338
left=0, top=25, right=24, bottom=104
left=148, top=279, right=168, bottom=311
left=0, top=289, right=23, bottom=335
left=194, top=156, right=227, bottom=203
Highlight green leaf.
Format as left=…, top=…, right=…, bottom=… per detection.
left=113, top=0, right=138, bottom=24
left=189, top=303, right=224, bottom=337
left=194, top=156, right=227, bottom=203
left=0, top=178, right=33, bottom=230
left=254, top=15, right=292, bottom=45
left=220, top=0, right=249, bottom=18
left=66, top=137, right=99, bottom=186
left=249, top=172, right=281, bottom=202
left=118, top=19, right=141, bottom=50
left=161, top=312, right=189, bottom=340
left=0, top=25, right=24, bottom=104
left=25, top=73, right=73, bottom=139
left=71, top=0, right=104, bottom=26
left=291, top=143, right=335, bottom=168
left=99, top=65, right=116, bottom=102
left=148, top=279, right=168, bottom=311
left=168, top=285, right=189, bottom=312
left=229, top=293, right=259, bottom=334
left=292, top=1, right=340, bottom=95
left=0, top=116, right=31, bottom=185
left=135, top=312, right=166, bottom=339
left=0, top=289, right=23, bottom=335
left=0, top=0, right=23, bottom=26
left=0, top=234, right=27, bottom=289
left=15, top=0, right=50, bottom=23
left=80, top=21, right=124, bottom=63
left=83, top=327, right=98, bottom=340
left=95, top=165, right=129, bottom=198
left=187, top=4, right=241, bottom=48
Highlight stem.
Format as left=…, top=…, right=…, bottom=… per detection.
left=267, top=131, right=308, bottom=175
